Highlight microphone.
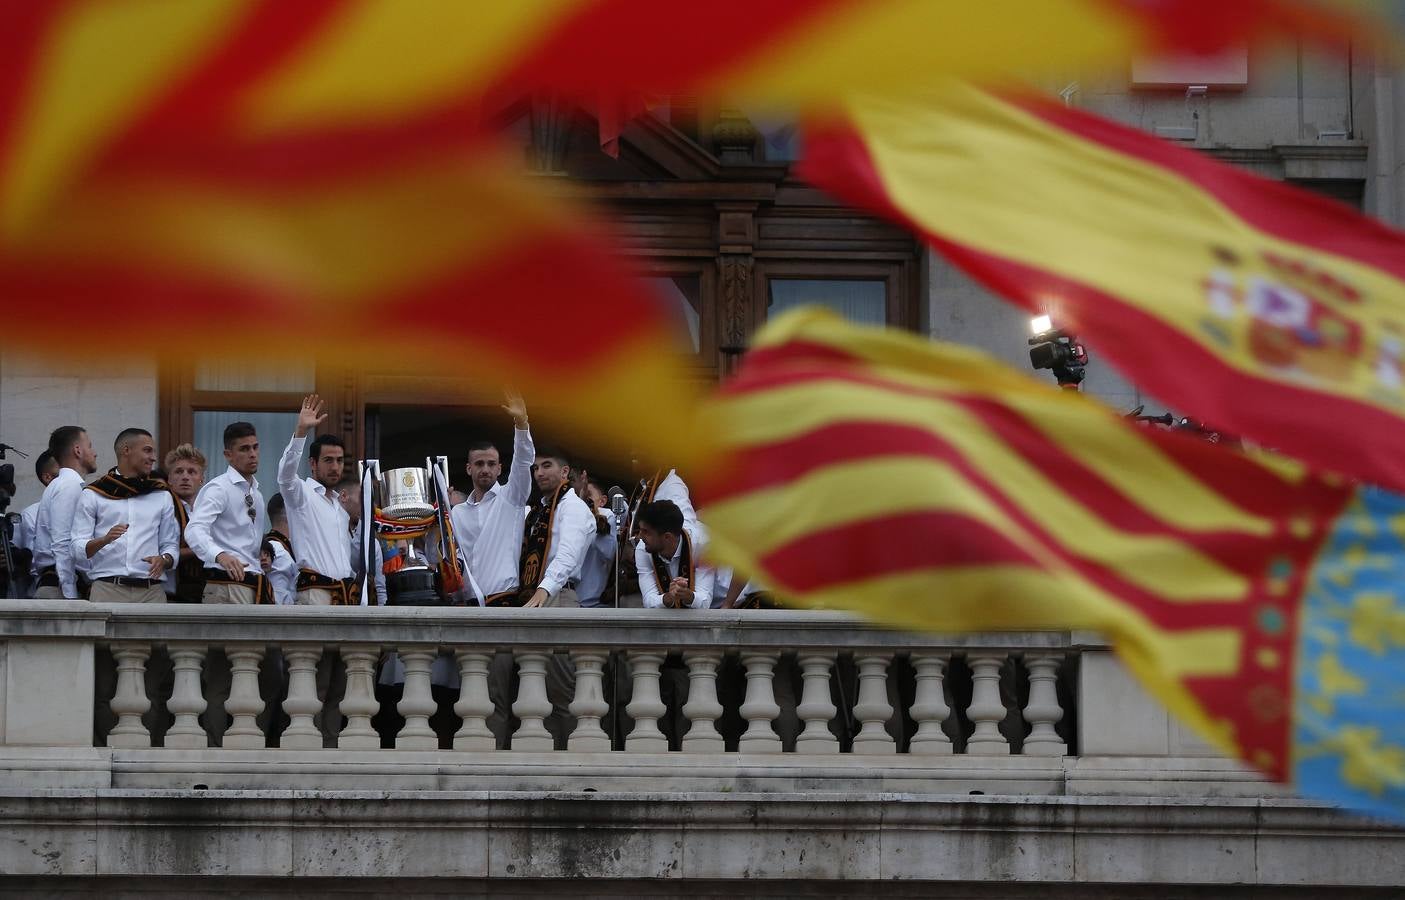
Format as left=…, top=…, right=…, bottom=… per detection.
left=608, top=486, right=628, bottom=520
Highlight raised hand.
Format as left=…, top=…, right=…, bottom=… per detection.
left=502, top=389, right=529, bottom=428
left=296, top=394, right=328, bottom=437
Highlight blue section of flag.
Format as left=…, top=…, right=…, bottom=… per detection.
left=1294, top=486, right=1405, bottom=823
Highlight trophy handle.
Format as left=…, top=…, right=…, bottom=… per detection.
left=359, top=459, right=380, bottom=606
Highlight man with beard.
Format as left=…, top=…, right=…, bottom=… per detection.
left=162, top=443, right=207, bottom=603
left=72, top=428, right=180, bottom=603
left=278, top=395, right=356, bottom=604
left=451, top=391, right=533, bottom=606
left=33, top=425, right=99, bottom=598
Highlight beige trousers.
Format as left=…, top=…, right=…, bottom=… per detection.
left=202, top=582, right=256, bottom=604
left=89, top=581, right=166, bottom=604
left=33, top=586, right=67, bottom=600
left=296, top=587, right=336, bottom=606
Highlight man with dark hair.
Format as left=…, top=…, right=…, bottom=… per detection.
left=12, top=450, right=59, bottom=595
left=634, top=499, right=713, bottom=610
left=277, top=395, right=356, bottom=604
left=577, top=477, right=617, bottom=608
left=450, top=391, right=534, bottom=605
left=520, top=446, right=595, bottom=609
left=185, top=421, right=269, bottom=603
left=71, top=428, right=180, bottom=603
left=33, top=425, right=98, bottom=598
left=263, top=493, right=298, bottom=605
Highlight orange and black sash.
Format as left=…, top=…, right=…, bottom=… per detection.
left=650, top=528, right=694, bottom=605
left=265, top=528, right=292, bottom=555
left=518, top=480, right=570, bottom=599
left=86, top=469, right=186, bottom=527
left=295, top=568, right=358, bottom=605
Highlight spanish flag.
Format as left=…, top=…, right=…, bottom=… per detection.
left=799, top=83, right=1405, bottom=493
left=700, top=309, right=1405, bottom=822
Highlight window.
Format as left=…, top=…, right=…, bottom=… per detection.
left=645, top=274, right=703, bottom=353
left=769, top=279, right=887, bottom=326
left=193, top=411, right=303, bottom=505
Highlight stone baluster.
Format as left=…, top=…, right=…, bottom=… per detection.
left=223, top=645, right=267, bottom=749
left=510, top=650, right=555, bottom=752
left=107, top=642, right=152, bottom=749
left=909, top=654, right=953, bottom=755
left=794, top=654, right=839, bottom=754
left=281, top=645, right=324, bottom=749
left=680, top=652, right=724, bottom=753
left=738, top=652, right=782, bottom=753
left=1022, top=652, right=1067, bottom=756
left=852, top=654, right=896, bottom=755
left=624, top=651, right=668, bottom=752
left=395, top=647, right=439, bottom=750
left=337, top=645, right=381, bottom=750
left=452, top=650, right=496, bottom=752
left=566, top=652, right=610, bottom=752
left=966, top=653, right=1011, bottom=754
left=164, top=643, right=207, bottom=749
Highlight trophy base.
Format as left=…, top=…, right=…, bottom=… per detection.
left=385, top=568, right=446, bottom=606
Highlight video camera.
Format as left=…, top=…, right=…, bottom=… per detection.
left=1028, top=315, right=1088, bottom=388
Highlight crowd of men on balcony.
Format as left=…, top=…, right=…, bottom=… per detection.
left=2, top=393, right=772, bottom=613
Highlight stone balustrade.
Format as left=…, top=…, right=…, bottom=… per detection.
left=4, top=602, right=1083, bottom=758
left=1, top=601, right=1402, bottom=891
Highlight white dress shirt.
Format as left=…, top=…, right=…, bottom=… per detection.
left=536, top=487, right=598, bottom=599
left=451, top=427, right=534, bottom=597
left=635, top=524, right=713, bottom=609
left=71, top=484, right=180, bottom=581
left=185, top=468, right=267, bottom=569
left=577, top=506, right=617, bottom=606
left=450, top=483, right=496, bottom=562
left=277, top=434, right=353, bottom=579
left=33, top=467, right=86, bottom=596
left=266, top=539, right=298, bottom=604
left=654, top=469, right=698, bottom=530
left=15, top=501, right=40, bottom=576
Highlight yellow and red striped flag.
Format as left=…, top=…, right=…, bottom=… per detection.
left=699, top=309, right=1405, bottom=822
left=0, top=1, right=699, bottom=463
left=799, top=83, right=1405, bottom=492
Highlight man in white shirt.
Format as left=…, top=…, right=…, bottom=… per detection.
left=626, top=499, right=714, bottom=746
left=520, top=448, right=595, bottom=609
left=577, top=478, right=617, bottom=608
left=262, top=494, right=299, bottom=605
left=72, top=428, right=180, bottom=603
left=33, top=425, right=99, bottom=598
left=185, top=421, right=270, bottom=604
left=451, top=391, right=534, bottom=606
left=619, top=466, right=699, bottom=607
left=162, top=443, right=207, bottom=603
left=634, top=500, right=714, bottom=610
left=12, top=450, right=59, bottom=597
left=278, top=395, right=357, bottom=604
left=338, top=475, right=387, bottom=606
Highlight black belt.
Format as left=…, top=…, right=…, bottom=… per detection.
left=96, top=575, right=160, bottom=588
left=296, top=569, right=359, bottom=605
left=484, top=590, right=522, bottom=608
left=202, top=567, right=275, bottom=604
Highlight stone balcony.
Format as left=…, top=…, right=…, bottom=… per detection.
left=0, top=601, right=1400, bottom=896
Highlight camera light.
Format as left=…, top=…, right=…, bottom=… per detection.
left=1030, top=314, right=1052, bottom=335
